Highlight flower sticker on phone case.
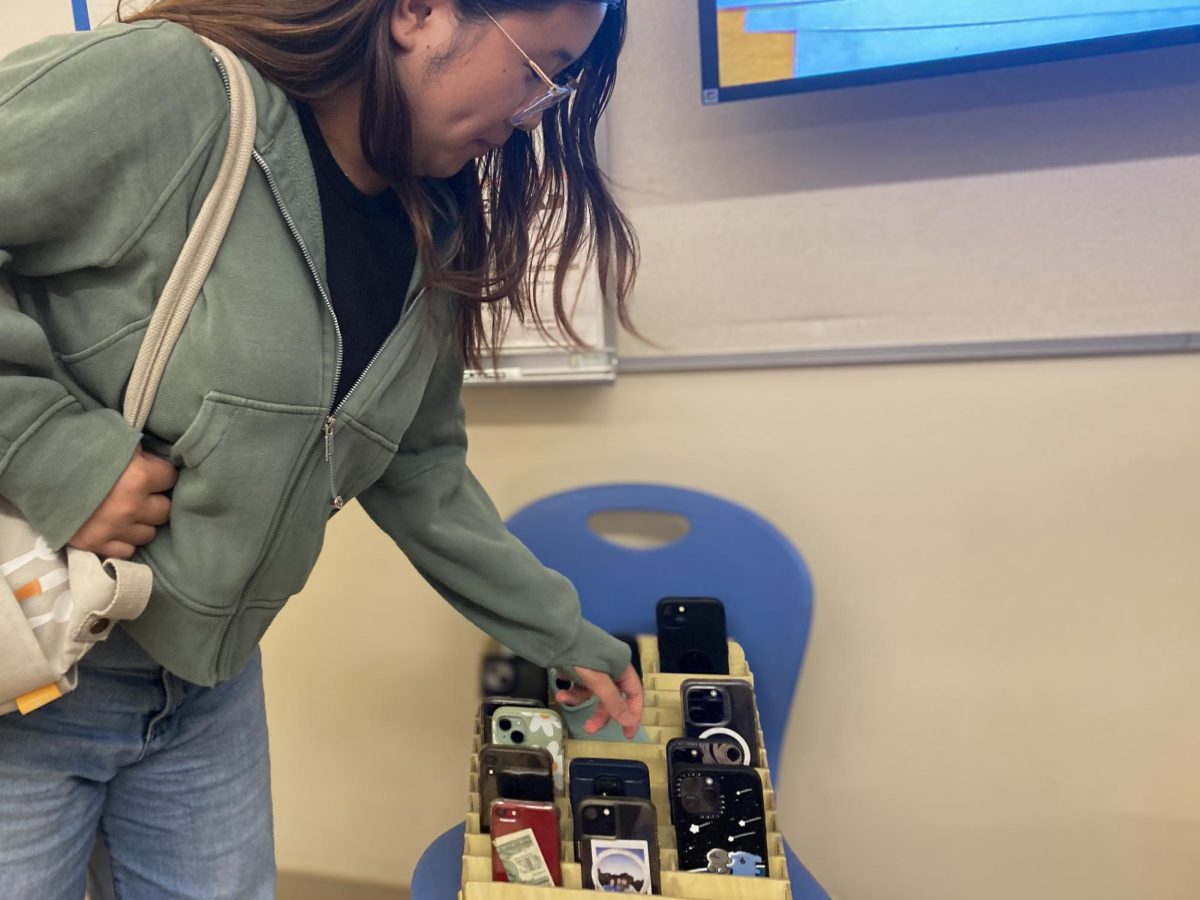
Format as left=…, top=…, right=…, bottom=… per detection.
left=528, top=712, right=559, bottom=736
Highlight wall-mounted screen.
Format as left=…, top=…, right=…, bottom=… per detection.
left=699, top=1, right=1200, bottom=104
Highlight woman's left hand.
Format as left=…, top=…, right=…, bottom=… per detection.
left=555, top=664, right=644, bottom=740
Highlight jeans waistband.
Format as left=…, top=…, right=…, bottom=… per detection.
left=82, top=624, right=161, bottom=673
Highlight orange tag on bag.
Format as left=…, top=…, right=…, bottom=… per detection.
left=16, top=683, right=62, bottom=715
left=14, top=579, right=40, bottom=601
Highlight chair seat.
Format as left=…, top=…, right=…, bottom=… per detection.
left=411, top=822, right=465, bottom=900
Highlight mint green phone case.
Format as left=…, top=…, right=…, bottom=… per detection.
left=491, top=706, right=565, bottom=792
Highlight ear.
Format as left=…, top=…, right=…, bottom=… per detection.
left=389, top=0, right=448, bottom=52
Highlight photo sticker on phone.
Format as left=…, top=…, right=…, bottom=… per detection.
left=588, top=838, right=653, bottom=894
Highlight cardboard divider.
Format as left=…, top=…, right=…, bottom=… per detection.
left=563, top=740, right=668, bottom=765
left=461, top=638, right=794, bottom=900
left=644, top=671, right=754, bottom=692
left=461, top=883, right=701, bottom=900
left=660, top=872, right=792, bottom=900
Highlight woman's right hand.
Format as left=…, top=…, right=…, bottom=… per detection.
left=68, top=446, right=177, bottom=560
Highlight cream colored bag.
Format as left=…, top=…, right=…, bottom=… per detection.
left=0, top=37, right=256, bottom=716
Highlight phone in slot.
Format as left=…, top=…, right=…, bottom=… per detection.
left=491, top=706, right=564, bottom=792
left=670, top=765, right=768, bottom=878
left=489, top=799, right=562, bottom=886
left=477, top=745, right=554, bottom=834
left=681, top=678, right=761, bottom=767
left=480, top=648, right=548, bottom=704
left=568, top=759, right=652, bottom=853
left=665, top=736, right=750, bottom=789
left=614, top=632, right=643, bottom=677
left=656, top=597, right=729, bottom=674
left=577, top=796, right=660, bottom=894
left=478, top=696, right=544, bottom=740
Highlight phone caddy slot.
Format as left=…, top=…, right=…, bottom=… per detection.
left=460, top=637, right=795, bottom=899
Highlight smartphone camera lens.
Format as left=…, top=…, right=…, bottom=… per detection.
left=588, top=806, right=617, bottom=837
left=681, top=792, right=703, bottom=814
left=497, top=718, right=511, bottom=732
left=511, top=730, right=525, bottom=744
left=594, top=775, right=624, bottom=796
left=584, top=807, right=599, bottom=822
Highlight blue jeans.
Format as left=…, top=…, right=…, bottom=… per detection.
left=0, top=626, right=275, bottom=900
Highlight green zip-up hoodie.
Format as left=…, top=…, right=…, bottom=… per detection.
left=0, top=21, right=629, bottom=686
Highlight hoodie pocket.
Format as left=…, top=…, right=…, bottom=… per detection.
left=141, top=391, right=326, bottom=615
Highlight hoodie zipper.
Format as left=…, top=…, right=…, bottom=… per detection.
left=210, top=94, right=422, bottom=673
left=323, top=285, right=427, bottom=509
left=252, top=149, right=427, bottom=509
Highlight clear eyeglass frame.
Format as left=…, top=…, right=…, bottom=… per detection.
left=482, top=9, right=581, bottom=127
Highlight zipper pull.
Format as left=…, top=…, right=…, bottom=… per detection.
left=324, top=416, right=345, bottom=510
left=323, top=416, right=336, bottom=462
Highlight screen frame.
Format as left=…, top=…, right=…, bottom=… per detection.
left=698, top=1, right=1200, bottom=105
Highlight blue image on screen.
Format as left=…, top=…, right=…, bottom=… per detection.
left=702, top=1, right=1200, bottom=102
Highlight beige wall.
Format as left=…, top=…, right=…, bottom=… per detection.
left=4, top=4, right=1197, bottom=898
left=265, top=353, right=1200, bottom=899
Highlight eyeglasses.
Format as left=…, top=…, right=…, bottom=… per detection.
left=481, top=9, right=579, bottom=127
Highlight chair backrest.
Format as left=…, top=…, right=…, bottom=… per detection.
left=505, top=483, right=814, bottom=777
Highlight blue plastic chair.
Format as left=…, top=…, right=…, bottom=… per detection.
left=411, top=483, right=828, bottom=899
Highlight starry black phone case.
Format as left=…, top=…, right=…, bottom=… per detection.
left=670, top=765, right=769, bottom=878
left=666, top=737, right=751, bottom=790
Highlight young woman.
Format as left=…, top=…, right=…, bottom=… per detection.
left=0, top=1, right=641, bottom=896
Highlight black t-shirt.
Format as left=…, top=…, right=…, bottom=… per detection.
left=296, top=102, right=417, bottom=409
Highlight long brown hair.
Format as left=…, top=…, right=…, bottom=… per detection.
left=119, top=0, right=638, bottom=368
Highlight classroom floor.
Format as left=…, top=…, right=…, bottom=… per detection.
left=277, top=872, right=407, bottom=899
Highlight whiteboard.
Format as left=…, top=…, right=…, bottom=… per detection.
left=605, top=0, right=1200, bottom=372
left=464, top=124, right=618, bottom=386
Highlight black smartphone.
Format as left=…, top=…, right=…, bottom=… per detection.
left=614, top=632, right=642, bottom=678
left=479, top=696, right=544, bottom=739
left=666, top=737, right=750, bottom=789
left=480, top=651, right=548, bottom=704
left=680, top=679, right=761, bottom=767
left=656, top=597, right=729, bottom=675
left=568, top=758, right=652, bottom=853
left=670, top=765, right=768, bottom=878
left=577, top=796, right=661, bottom=894
left=477, top=744, right=555, bottom=834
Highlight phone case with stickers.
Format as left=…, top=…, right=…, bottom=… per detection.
left=670, top=765, right=769, bottom=878
left=490, top=799, right=562, bottom=885
left=666, top=737, right=751, bottom=791
left=479, top=696, right=544, bottom=739
left=491, top=706, right=564, bottom=792
left=477, top=745, right=555, bottom=833
left=568, top=758, right=652, bottom=854
left=681, top=679, right=761, bottom=767
left=577, top=796, right=660, bottom=894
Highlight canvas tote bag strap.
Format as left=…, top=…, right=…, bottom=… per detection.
left=123, top=37, right=257, bottom=431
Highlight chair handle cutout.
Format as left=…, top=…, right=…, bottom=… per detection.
left=586, top=510, right=691, bottom=550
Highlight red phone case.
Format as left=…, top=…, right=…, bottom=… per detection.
left=489, top=799, right=562, bottom=885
